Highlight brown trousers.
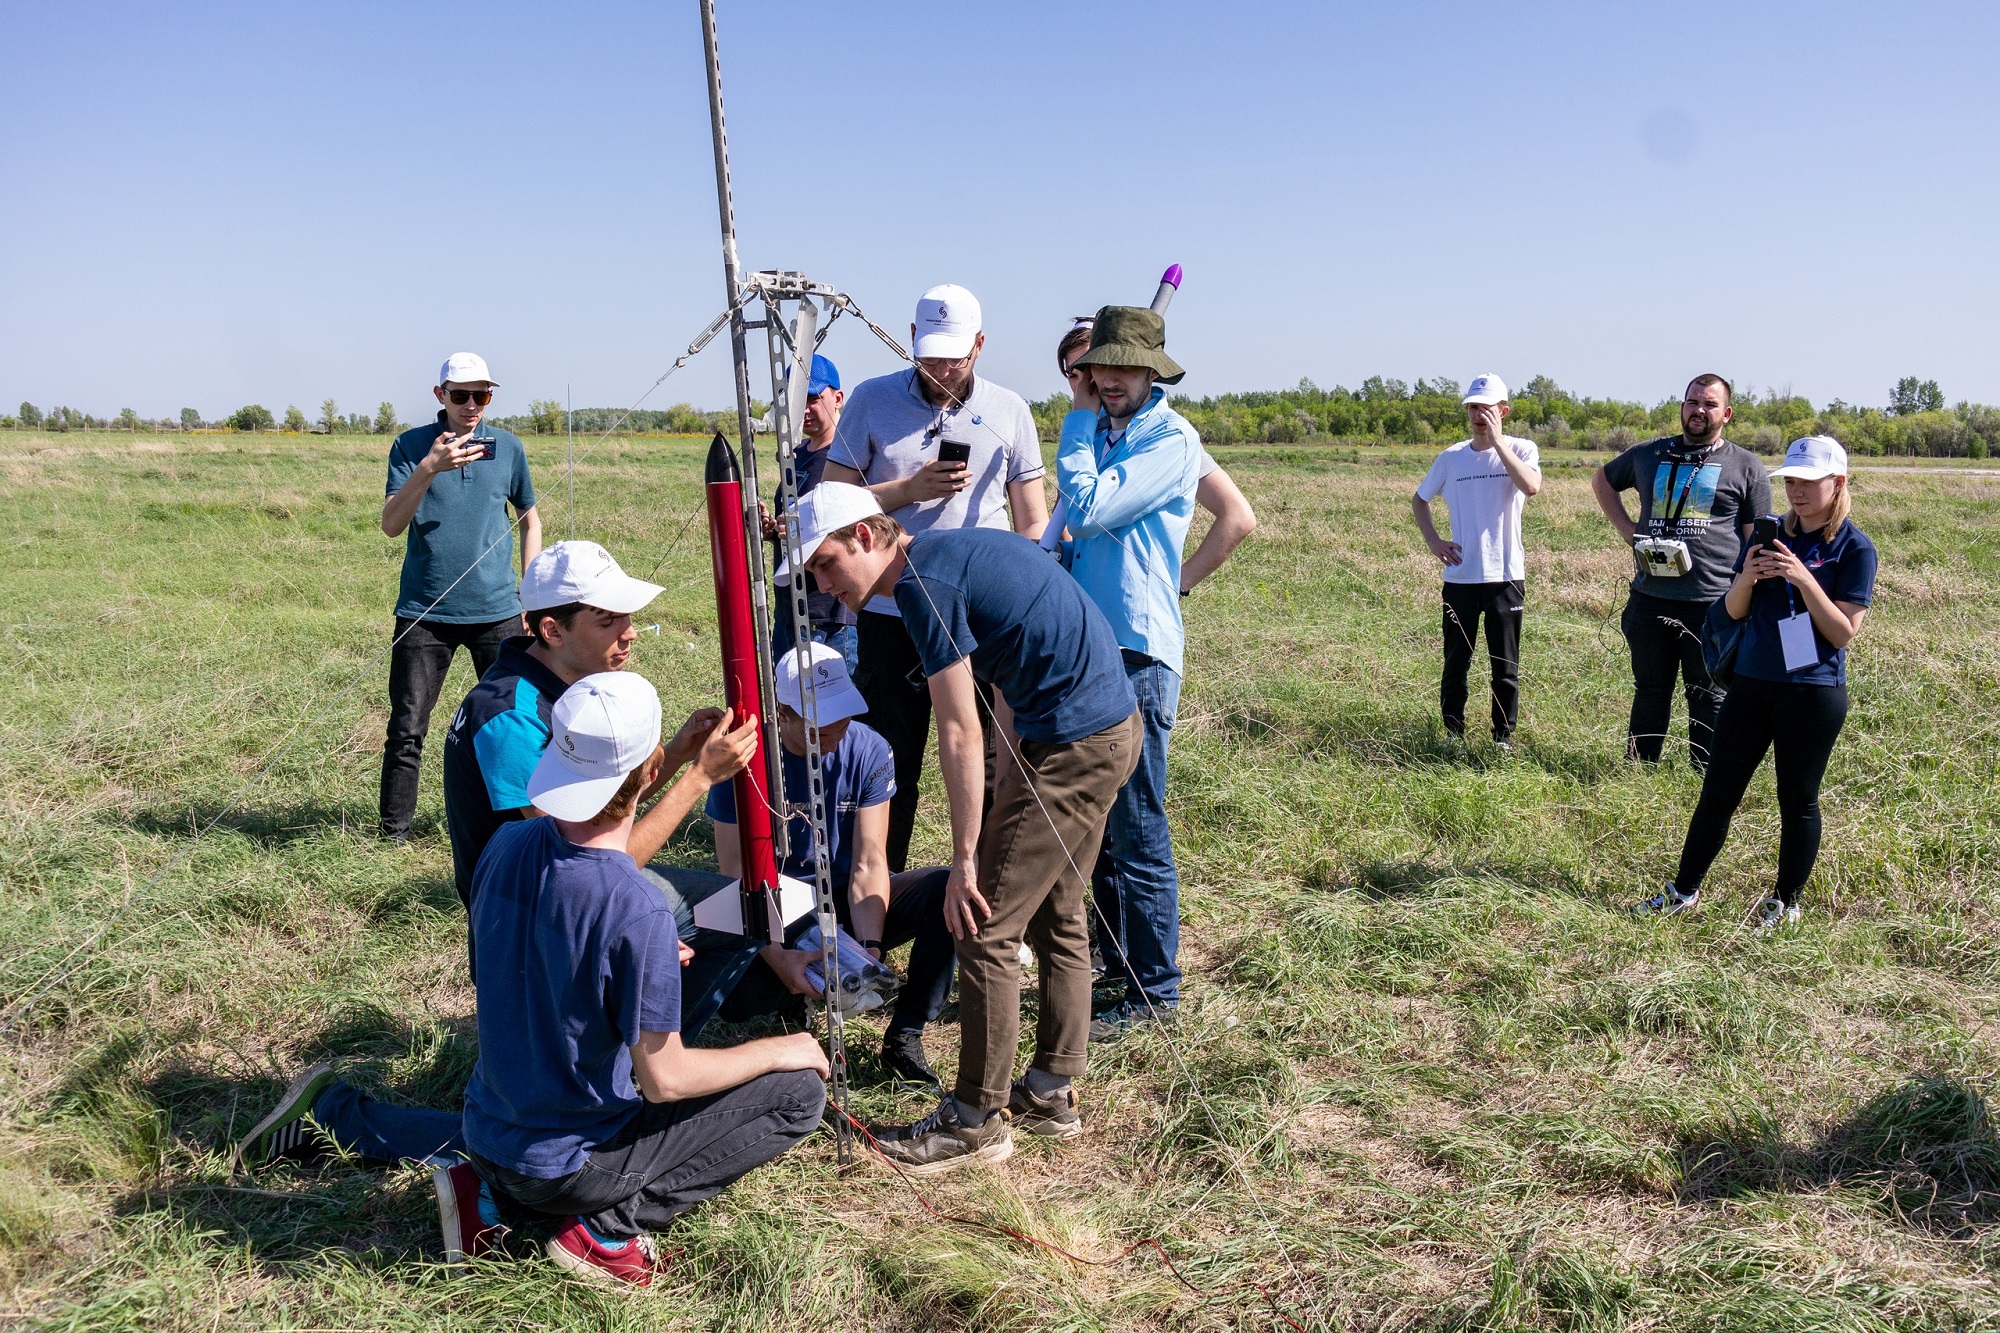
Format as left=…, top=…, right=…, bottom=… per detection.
left=954, top=710, right=1141, bottom=1109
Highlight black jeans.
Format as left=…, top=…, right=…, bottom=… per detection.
left=471, top=1069, right=825, bottom=1239
left=853, top=611, right=993, bottom=873
left=379, top=615, right=515, bottom=838
left=719, top=867, right=955, bottom=1037
left=1621, top=591, right=1723, bottom=769
left=1674, top=676, right=1849, bottom=907
left=1441, top=580, right=1523, bottom=740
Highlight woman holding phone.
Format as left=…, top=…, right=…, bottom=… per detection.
left=1637, top=436, right=1877, bottom=929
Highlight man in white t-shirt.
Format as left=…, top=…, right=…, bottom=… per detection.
left=822, top=284, right=1049, bottom=871
left=1410, top=374, right=1543, bottom=747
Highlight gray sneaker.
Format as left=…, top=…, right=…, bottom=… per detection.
left=1634, top=883, right=1699, bottom=917
left=1007, top=1077, right=1082, bottom=1139
left=1752, top=897, right=1802, bottom=932
left=869, top=1098, right=1013, bottom=1177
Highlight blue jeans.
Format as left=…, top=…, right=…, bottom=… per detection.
left=307, top=865, right=766, bottom=1167
left=1090, top=654, right=1182, bottom=1009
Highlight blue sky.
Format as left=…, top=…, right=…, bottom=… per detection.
left=4, top=1, right=1996, bottom=424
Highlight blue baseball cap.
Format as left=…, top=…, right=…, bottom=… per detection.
left=808, top=355, right=839, bottom=396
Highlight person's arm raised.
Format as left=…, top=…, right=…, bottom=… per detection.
left=629, top=1028, right=828, bottom=1103
left=927, top=659, right=989, bottom=940
left=628, top=707, right=760, bottom=866
left=382, top=432, right=484, bottom=536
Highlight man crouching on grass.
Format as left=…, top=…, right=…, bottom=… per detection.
left=799, top=483, right=1139, bottom=1175
left=435, top=671, right=828, bottom=1286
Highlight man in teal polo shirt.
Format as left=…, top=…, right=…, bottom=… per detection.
left=378, top=352, right=542, bottom=841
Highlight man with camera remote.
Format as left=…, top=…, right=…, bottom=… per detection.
left=377, top=352, right=541, bottom=842
left=1591, top=374, right=1768, bottom=771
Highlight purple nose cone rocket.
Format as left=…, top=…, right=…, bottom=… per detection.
left=1150, top=263, right=1182, bottom=314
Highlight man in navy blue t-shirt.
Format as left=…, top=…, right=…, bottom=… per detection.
left=797, top=483, right=1138, bottom=1174
left=706, top=641, right=956, bottom=1091
left=443, top=671, right=827, bottom=1286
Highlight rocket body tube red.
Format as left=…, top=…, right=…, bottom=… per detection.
left=704, top=432, right=780, bottom=936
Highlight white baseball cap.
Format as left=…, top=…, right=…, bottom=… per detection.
left=1770, top=435, right=1849, bottom=481
left=775, top=640, right=869, bottom=725
left=913, top=284, right=982, bottom=360
left=439, top=351, right=496, bottom=386
left=771, top=482, right=885, bottom=583
left=1462, top=373, right=1508, bottom=406
left=527, top=672, right=663, bottom=821
left=520, top=540, right=665, bottom=615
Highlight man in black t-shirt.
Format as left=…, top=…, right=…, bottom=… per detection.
left=1591, top=374, right=1771, bottom=769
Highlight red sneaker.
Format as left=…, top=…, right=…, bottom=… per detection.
left=547, top=1217, right=666, bottom=1287
left=433, top=1163, right=500, bottom=1265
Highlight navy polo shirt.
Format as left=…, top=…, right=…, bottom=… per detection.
left=1732, top=519, right=1877, bottom=686
left=442, top=637, right=570, bottom=908
left=386, top=413, right=536, bottom=623
left=705, top=720, right=895, bottom=896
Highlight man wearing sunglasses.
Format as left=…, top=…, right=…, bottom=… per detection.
left=377, top=352, right=542, bottom=842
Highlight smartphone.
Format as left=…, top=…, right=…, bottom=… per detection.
left=937, top=440, right=971, bottom=467
left=1752, top=515, right=1780, bottom=550
left=471, top=434, right=498, bottom=462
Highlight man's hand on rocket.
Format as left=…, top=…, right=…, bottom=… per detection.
left=693, top=706, right=761, bottom=785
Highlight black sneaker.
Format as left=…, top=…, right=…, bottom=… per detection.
left=1088, top=999, right=1178, bottom=1044
left=232, top=1063, right=338, bottom=1171
left=868, top=1098, right=1013, bottom=1177
left=1007, top=1077, right=1082, bottom=1139
left=880, top=1031, right=943, bottom=1093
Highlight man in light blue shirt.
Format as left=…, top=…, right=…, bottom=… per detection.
left=1053, top=306, right=1202, bottom=1038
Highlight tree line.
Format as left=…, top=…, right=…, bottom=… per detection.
left=8, top=376, right=1989, bottom=458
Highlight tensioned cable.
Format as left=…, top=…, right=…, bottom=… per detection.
left=0, top=295, right=752, bottom=1030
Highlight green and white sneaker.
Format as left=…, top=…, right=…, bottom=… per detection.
left=232, top=1062, right=337, bottom=1172
left=869, top=1098, right=1013, bottom=1177
left=1635, top=883, right=1699, bottom=917
left=1752, top=897, right=1802, bottom=932
left=1007, top=1077, right=1082, bottom=1140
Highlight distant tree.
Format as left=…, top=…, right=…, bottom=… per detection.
left=282, top=405, right=309, bottom=433
left=180, top=407, right=202, bottom=430
left=1521, top=375, right=1562, bottom=403
left=229, top=404, right=275, bottom=432
left=374, top=401, right=401, bottom=435
left=19, top=402, right=41, bottom=427
left=319, top=398, right=340, bottom=433
left=345, top=412, right=370, bottom=432
left=528, top=399, right=565, bottom=435
left=117, top=408, right=140, bottom=431
left=1889, top=376, right=1944, bottom=416
left=1359, top=376, right=1409, bottom=403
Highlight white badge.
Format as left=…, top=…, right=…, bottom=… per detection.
left=1778, top=611, right=1819, bottom=673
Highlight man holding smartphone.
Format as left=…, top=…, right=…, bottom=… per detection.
left=822, top=286, right=1050, bottom=872
left=1590, top=374, right=1768, bottom=771
left=377, top=352, right=541, bottom=842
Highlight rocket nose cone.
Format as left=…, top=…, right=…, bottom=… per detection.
left=705, top=431, right=741, bottom=484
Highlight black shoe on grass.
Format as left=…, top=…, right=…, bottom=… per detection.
left=233, top=1063, right=338, bottom=1172
left=881, top=1031, right=943, bottom=1093
left=1007, top=1077, right=1082, bottom=1139
left=869, top=1098, right=1013, bottom=1177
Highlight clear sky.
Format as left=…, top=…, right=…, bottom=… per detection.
left=4, top=1, right=1996, bottom=425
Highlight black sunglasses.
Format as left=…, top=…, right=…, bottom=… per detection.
left=447, top=388, right=492, bottom=406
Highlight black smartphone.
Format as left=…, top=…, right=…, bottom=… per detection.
left=937, top=440, right=971, bottom=467
left=1752, top=515, right=1780, bottom=550
left=471, top=434, right=498, bottom=462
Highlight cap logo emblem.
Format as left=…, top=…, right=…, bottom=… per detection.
left=935, top=303, right=948, bottom=320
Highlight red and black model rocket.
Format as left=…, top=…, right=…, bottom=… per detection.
left=704, top=430, right=782, bottom=942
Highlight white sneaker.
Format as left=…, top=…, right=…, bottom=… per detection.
left=1635, top=883, right=1699, bottom=916
left=1752, top=897, right=1802, bottom=932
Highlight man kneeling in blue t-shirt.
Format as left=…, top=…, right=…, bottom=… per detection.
left=438, top=672, right=828, bottom=1287
left=707, top=641, right=957, bottom=1093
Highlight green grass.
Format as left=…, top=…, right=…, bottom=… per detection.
left=2, top=430, right=1998, bottom=1330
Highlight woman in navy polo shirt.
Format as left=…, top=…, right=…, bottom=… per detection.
left=1638, top=436, right=1877, bottom=929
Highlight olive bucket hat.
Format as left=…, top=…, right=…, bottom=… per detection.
left=1072, top=305, right=1185, bottom=384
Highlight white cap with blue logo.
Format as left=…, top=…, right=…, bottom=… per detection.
left=1461, top=373, right=1508, bottom=406
left=1771, top=435, right=1849, bottom=481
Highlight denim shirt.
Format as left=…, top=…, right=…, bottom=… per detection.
left=1055, top=386, right=1202, bottom=675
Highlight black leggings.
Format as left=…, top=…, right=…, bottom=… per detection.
left=1674, top=676, right=1849, bottom=906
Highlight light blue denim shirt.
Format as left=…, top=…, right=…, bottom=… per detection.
left=1055, top=385, right=1202, bottom=675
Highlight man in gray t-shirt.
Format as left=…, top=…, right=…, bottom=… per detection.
left=823, top=284, right=1049, bottom=871
left=1591, top=373, right=1771, bottom=769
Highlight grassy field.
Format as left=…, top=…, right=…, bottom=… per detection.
left=2, top=430, right=1998, bottom=1331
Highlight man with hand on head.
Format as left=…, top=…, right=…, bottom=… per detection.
left=437, top=672, right=829, bottom=1285
left=232, top=541, right=762, bottom=1180
left=706, top=641, right=955, bottom=1092
left=1052, top=307, right=1203, bottom=1041
left=799, top=482, right=1138, bottom=1175
left=823, top=285, right=1050, bottom=873
left=378, top=352, right=540, bottom=843
left=1591, top=374, right=1770, bottom=770
left=1410, top=374, right=1542, bottom=749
